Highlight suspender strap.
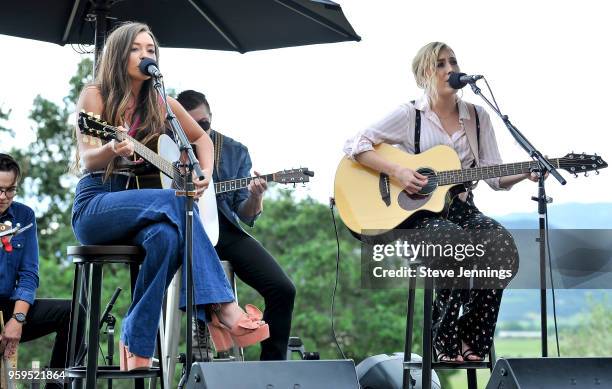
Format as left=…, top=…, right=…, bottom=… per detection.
left=411, top=100, right=421, bottom=154
left=411, top=100, right=479, bottom=157
left=475, top=105, right=480, bottom=149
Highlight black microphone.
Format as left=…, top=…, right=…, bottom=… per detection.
left=448, top=72, right=483, bottom=89
left=138, top=58, right=162, bottom=78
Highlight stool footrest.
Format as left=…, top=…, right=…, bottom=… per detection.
left=66, top=365, right=160, bottom=379
left=404, top=361, right=491, bottom=370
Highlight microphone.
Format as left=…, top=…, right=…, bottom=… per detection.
left=448, top=72, right=483, bottom=89
left=138, top=58, right=162, bottom=78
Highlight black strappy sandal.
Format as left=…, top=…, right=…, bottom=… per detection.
left=434, top=348, right=463, bottom=364
left=461, top=348, right=484, bottom=362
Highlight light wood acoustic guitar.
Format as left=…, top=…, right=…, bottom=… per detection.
left=334, top=143, right=607, bottom=238
left=78, top=111, right=313, bottom=245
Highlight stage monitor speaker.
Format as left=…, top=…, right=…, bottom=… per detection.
left=356, top=352, right=441, bottom=389
left=185, top=359, right=360, bottom=389
left=486, top=357, right=612, bottom=389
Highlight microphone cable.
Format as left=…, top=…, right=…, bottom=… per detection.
left=482, top=78, right=561, bottom=357
left=546, top=209, right=561, bottom=356
left=329, top=197, right=347, bottom=360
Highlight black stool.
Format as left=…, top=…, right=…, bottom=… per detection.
left=402, top=263, right=495, bottom=389
left=66, top=245, right=165, bottom=389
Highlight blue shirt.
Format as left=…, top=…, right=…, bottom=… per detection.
left=210, top=130, right=260, bottom=230
left=0, top=201, right=39, bottom=305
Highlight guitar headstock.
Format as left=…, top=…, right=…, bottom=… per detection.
left=274, top=168, right=315, bottom=184
left=559, top=152, right=608, bottom=177
left=77, top=111, right=118, bottom=141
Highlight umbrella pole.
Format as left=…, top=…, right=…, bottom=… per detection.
left=92, top=1, right=111, bottom=72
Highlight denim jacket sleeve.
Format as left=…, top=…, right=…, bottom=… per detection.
left=11, top=206, right=40, bottom=305
left=233, top=148, right=261, bottom=227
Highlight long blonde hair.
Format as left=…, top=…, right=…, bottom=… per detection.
left=411, top=42, right=457, bottom=103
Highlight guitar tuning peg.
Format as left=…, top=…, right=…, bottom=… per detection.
left=87, top=111, right=94, bottom=117
left=573, top=173, right=578, bottom=178
left=595, top=169, right=600, bottom=175
left=584, top=172, right=589, bottom=177
left=94, top=114, right=101, bottom=120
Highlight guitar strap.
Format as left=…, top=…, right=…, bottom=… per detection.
left=211, top=130, right=224, bottom=177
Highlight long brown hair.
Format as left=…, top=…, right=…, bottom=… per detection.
left=74, top=22, right=166, bottom=176
left=95, top=22, right=165, bottom=137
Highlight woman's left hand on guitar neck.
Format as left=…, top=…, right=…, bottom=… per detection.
left=500, top=171, right=549, bottom=189
left=192, top=168, right=212, bottom=199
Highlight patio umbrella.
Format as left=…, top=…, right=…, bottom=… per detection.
left=1, top=0, right=360, bottom=64
left=1, top=1, right=359, bottom=385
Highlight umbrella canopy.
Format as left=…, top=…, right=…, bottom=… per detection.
left=1, top=0, right=360, bottom=53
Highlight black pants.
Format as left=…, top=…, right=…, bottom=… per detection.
left=215, top=214, right=296, bottom=360
left=0, top=298, right=85, bottom=389
left=406, top=196, right=519, bottom=358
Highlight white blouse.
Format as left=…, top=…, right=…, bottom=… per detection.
left=343, top=94, right=508, bottom=191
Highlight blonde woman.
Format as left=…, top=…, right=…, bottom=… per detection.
left=72, top=22, right=268, bottom=370
left=343, top=42, right=536, bottom=362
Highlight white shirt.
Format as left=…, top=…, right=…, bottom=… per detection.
left=343, top=94, right=507, bottom=191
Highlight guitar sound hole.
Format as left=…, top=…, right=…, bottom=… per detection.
left=416, top=167, right=438, bottom=195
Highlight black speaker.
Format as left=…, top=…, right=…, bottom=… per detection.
left=356, top=352, right=441, bottom=389
left=486, top=357, right=612, bottom=389
left=185, top=360, right=360, bottom=389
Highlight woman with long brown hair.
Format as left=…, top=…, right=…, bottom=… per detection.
left=72, top=22, right=268, bottom=370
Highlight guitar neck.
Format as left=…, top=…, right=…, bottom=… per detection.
left=439, top=159, right=561, bottom=186
left=114, top=131, right=176, bottom=177
left=215, top=174, right=275, bottom=194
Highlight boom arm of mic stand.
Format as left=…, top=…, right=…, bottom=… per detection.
left=468, top=83, right=566, bottom=185
left=151, top=75, right=199, bottom=383
left=152, top=77, right=205, bottom=180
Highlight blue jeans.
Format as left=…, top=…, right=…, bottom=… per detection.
left=72, top=173, right=234, bottom=357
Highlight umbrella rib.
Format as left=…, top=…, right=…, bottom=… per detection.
left=187, top=0, right=246, bottom=53
left=62, top=0, right=84, bottom=44
left=274, top=0, right=361, bottom=41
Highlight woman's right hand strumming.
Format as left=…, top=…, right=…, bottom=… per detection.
left=393, top=166, right=428, bottom=195
left=355, top=150, right=428, bottom=195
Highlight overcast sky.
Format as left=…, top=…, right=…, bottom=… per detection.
left=1, top=0, right=610, bottom=218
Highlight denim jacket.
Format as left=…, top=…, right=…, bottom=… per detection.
left=210, top=130, right=260, bottom=231
left=0, top=201, right=39, bottom=304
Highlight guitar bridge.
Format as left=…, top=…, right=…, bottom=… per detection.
left=379, top=173, right=391, bottom=206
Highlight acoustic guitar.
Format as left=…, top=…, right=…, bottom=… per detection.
left=78, top=111, right=313, bottom=245
left=334, top=143, right=607, bottom=238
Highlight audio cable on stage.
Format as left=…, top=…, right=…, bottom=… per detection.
left=329, top=197, right=347, bottom=360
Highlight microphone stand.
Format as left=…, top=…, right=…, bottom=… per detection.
left=100, top=288, right=121, bottom=389
left=150, top=74, right=205, bottom=384
left=468, top=80, right=566, bottom=358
